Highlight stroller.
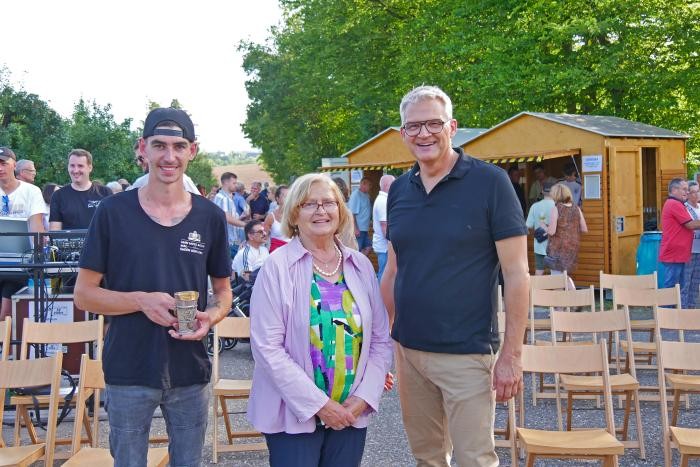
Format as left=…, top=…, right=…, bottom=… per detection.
left=206, top=269, right=259, bottom=356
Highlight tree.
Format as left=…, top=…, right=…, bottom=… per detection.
left=66, top=99, right=140, bottom=185
left=241, top=0, right=699, bottom=180
left=186, top=151, right=217, bottom=189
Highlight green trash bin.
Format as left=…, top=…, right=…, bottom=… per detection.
left=636, top=231, right=665, bottom=288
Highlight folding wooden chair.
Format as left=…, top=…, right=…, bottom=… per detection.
left=212, top=317, right=266, bottom=463
left=599, top=271, right=657, bottom=312
left=0, top=353, right=63, bottom=467
left=529, top=286, right=596, bottom=405
left=13, top=316, right=103, bottom=458
left=655, top=308, right=700, bottom=427
left=655, top=325, right=700, bottom=466
left=63, top=355, right=168, bottom=466
left=527, top=273, right=570, bottom=342
left=614, top=285, right=681, bottom=372
left=598, top=271, right=657, bottom=361
left=516, top=341, right=624, bottom=466
left=0, top=317, right=9, bottom=361
left=551, top=309, right=645, bottom=458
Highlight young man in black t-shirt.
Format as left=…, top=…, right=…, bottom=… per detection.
left=74, top=108, right=232, bottom=466
left=49, top=149, right=112, bottom=230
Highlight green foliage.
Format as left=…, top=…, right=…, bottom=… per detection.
left=241, top=0, right=699, bottom=182
left=186, top=152, right=217, bottom=188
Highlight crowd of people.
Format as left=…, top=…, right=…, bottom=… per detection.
left=2, top=84, right=693, bottom=467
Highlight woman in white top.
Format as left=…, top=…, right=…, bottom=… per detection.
left=264, top=185, right=290, bottom=253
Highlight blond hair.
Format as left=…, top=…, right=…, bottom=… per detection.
left=550, top=183, right=573, bottom=204
left=281, top=173, right=352, bottom=240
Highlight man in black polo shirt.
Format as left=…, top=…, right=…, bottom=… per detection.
left=49, top=149, right=112, bottom=230
left=74, top=108, right=232, bottom=466
left=380, top=86, right=529, bottom=466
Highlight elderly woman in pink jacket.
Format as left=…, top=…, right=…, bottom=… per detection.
left=248, top=173, right=393, bottom=467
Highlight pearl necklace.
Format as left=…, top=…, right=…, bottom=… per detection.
left=312, top=243, right=342, bottom=277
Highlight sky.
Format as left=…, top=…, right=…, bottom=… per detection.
left=2, top=0, right=283, bottom=153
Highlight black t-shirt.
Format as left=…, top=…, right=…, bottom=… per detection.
left=387, top=148, right=527, bottom=355
left=249, top=195, right=270, bottom=216
left=49, top=184, right=113, bottom=229
left=79, top=189, right=231, bottom=389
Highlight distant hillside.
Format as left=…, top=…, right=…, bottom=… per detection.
left=212, top=163, right=272, bottom=186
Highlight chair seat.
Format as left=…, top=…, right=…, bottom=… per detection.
left=213, top=379, right=252, bottom=396
left=517, top=428, right=624, bottom=455
left=560, top=373, right=639, bottom=391
left=620, top=341, right=656, bottom=353
left=63, top=447, right=169, bottom=467
left=535, top=340, right=587, bottom=346
left=670, top=426, right=700, bottom=455
left=666, top=373, right=700, bottom=391
left=630, top=319, right=655, bottom=331
left=0, top=444, right=45, bottom=466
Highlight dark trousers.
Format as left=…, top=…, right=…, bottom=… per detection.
left=265, top=425, right=367, bottom=467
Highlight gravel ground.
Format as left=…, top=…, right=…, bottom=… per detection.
left=4, top=325, right=699, bottom=466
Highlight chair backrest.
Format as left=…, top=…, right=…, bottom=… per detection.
left=530, top=273, right=569, bottom=291
left=520, top=341, right=615, bottom=431
left=212, top=317, right=251, bottom=383
left=20, top=315, right=104, bottom=360
left=70, top=354, right=105, bottom=454
left=531, top=286, right=596, bottom=309
left=613, top=285, right=680, bottom=309
left=656, top=308, right=700, bottom=332
left=551, top=309, right=637, bottom=377
left=0, top=353, right=63, bottom=465
left=0, top=317, right=10, bottom=360
left=599, top=271, right=656, bottom=311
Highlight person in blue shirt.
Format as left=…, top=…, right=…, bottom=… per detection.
left=348, top=177, right=372, bottom=255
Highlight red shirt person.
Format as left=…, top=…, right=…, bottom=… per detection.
left=659, top=178, right=700, bottom=288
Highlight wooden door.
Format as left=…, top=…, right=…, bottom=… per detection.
left=609, top=147, right=643, bottom=274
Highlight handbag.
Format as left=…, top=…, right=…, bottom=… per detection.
left=533, top=227, right=548, bottom=243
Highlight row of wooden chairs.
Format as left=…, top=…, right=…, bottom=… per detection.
left=495, top=307, right=700, bottom=466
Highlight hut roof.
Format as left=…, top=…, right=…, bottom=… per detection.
left=468, top=112, right=689, bottom=144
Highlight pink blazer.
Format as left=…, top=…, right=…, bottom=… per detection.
left=247, top=236, right=393, bottom=434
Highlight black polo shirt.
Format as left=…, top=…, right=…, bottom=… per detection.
left=387, top=148, right=527, bottom=354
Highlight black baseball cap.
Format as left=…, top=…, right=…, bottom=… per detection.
left=142, top=108, right=196, bottom=142
left=0, top=147, right=16, bottom=161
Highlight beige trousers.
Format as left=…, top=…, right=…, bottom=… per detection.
left=395, top=342, right=498, bottom=467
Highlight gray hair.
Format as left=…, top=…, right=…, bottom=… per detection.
left=106, top=181, right=123, bottom=193
left=399, top=85, right=453, bottom=124
left=668, top=178, right=686, bottom=194
left=379, top=174, right=395, bottom=192
left=15, top=159, right=34, bottom=176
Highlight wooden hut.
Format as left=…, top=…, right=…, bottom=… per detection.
left=462, top=112, right=689, bottom=286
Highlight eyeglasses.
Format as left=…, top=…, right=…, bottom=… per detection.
left=1, top=195, right=9, bottom=216
left=402, top=119, right=447, bottom=137
left=251, top=229, right=266, bottom=235
left=300, top=200, right=339, bottom=212
left=21, top=169, right=36, bottom=174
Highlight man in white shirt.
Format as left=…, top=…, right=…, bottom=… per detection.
left=0, top=147, right=46, bottom=320
left=372, top=174, right=395, bottom=280
left=231, top=220, right=269, bottom=280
